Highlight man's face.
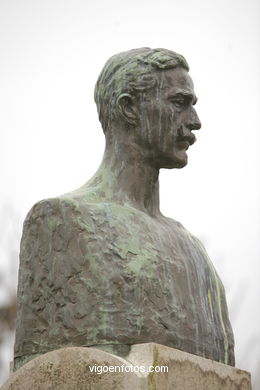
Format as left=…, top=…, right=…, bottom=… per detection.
left=136, top=67, right=201, bottom=169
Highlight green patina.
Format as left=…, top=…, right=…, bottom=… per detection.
left=148, top=346, right=159, bottom=390
left=85, top=253, right=102, bottom=277
left=61, top=197, right=80, bottom=210
left=76, top=216, right=95, bottom=233
left=46, top=214, right=62, bottom=231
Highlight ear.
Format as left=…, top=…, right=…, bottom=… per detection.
left=116, top=94, right=138, bottom=126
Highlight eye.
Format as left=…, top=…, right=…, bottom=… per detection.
left=171, top=99, right=186, bottom=109
left=175, top=100, right=185, bottom=107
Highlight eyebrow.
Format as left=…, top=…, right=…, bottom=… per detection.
left=171, top=89, right=198, bottom=104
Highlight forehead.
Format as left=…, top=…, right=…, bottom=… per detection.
left=158, top=67, right=195, bottom=95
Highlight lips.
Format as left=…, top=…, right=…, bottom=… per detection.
left=176, top=126, right=197, bottom=149
left=176, top=140, right=191, bottom=150
left=176, top=133, right=196, bottom=150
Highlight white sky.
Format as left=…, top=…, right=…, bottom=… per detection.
left=0, top=0, right=259, bottom=386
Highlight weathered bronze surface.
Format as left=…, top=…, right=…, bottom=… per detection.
left=14, top=48, right=235, bottom=369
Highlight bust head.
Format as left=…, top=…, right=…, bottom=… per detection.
left=94, top=48, right=201, bottom=169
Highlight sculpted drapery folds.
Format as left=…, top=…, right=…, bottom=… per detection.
left=14, top=48, right=235, bottom=370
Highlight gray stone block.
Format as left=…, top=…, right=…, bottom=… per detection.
left=2, top=343, right=251, bottom=389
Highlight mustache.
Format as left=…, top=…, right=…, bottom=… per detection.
left=177, top=125, right=197, bottom=145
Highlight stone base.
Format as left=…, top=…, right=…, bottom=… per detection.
left=1, top=343, right=251, bottom=389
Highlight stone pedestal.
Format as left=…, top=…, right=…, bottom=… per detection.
left=1, top=343, right=251, bottom=390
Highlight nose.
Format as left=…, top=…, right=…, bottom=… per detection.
left=187, top=108, right=201, bottom=131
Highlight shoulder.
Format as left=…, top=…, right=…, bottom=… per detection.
left=25, top=196, right=79, bottom=221
left=162, top=215, right=190, bottom=236
left=21, top=196, right=89, bottom=250
left=22, top=193, right=122, bottom=238
left=163, top=215, right=212, bottom=253
left=23, top=191, right=98, bottom=230
left=20, top=195, right=104, bottom=266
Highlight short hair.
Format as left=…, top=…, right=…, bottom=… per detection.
left=94, top=48, right=189, bottom=133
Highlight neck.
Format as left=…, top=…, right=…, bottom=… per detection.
left=84, top=134, right=161, bottom=217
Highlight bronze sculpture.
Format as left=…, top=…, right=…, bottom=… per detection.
left=14, top=48, right=235, bottom=369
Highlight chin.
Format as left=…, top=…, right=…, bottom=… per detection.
left=156, top=149, right=189, bottom=169
left=162, top=153, right=188, bottom=169
left=174, top=150, right=189, bottom=169
left=175, top=159, right=188, bottom=169
left=160, top=158, right=188, bottom=170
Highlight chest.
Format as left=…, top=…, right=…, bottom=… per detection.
left=76, top=206, right=215, bottom=303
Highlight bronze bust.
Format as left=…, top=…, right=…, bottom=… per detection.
left=14, top=48, right=235, bottom=369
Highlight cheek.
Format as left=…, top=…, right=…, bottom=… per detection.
left=157, top=106, right=179, bottom=150
left=139, top=101, right=179, bottom=148
left=160, top=105, right=177, bottom=131
left=139, top=101, right=160, bottom=144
